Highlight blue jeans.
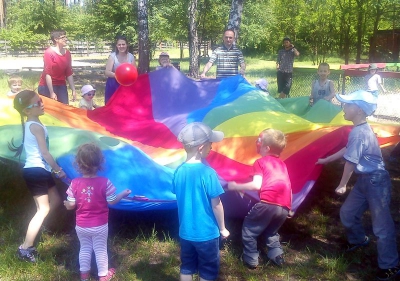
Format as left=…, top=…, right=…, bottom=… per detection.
left=340, top=170, right=398, bottom=269
left=180, top=237, right=220, bottom=280
left=242, top=202, right=288, bottom=267
left=38, top=85, right=69, bottom=104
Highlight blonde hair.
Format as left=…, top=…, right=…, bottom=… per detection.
left=259, top=128, right=287, bottom=155
left=8, top=75, right=23, bottom=87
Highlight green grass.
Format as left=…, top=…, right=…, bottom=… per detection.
left=1, top=56, right=400, bottom=280
left=1, top=135, right=400, bottom=280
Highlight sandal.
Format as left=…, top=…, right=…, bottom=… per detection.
left=80, top=271, right=90, bottom=281
left=99, top=268, right=115, bottom=281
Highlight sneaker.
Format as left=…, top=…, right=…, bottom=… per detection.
left=99, top=268, right=115, bottom=281
left=376, top=265, right=400, bottom=280
left=80, top=272, right=90, bottom=281
left=346, top=236, right=369, bottom=252
left=240, top=254, right=257, bottom=270
left=17, top=245, right=37, bottom=263
left=268, top=255, right=285, bottom=267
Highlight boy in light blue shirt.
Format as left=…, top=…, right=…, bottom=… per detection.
left=173, top=122, right=230, bottom=281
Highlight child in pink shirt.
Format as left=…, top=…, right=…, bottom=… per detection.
left=64, top=143, right=131, bottom=281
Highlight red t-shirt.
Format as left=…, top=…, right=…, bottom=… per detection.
left=39, top=47, right=73, bottom=86
left=253, top=155, right=292, bottom=209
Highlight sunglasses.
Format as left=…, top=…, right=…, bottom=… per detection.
left=25, top=99, right=43, bottom=109
left=58, top=35, right=67, bottom=40
left=86, top=93, right=95, bottom=97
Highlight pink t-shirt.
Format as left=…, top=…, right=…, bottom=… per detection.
left=66, top=177, right=117, bottom=227
left=253, top=155, right=292, bottom=209
left=39, top=47, right=73, bottom=86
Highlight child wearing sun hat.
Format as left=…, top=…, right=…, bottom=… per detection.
left=79, top=85, right=99, bottom=110
left=255, top=78, right=269, bottom=93
left=156, top=52, right=174, bottom=70
left=316, top=90, right=399, bottom=280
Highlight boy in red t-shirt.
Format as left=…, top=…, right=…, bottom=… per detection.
left=227, top=128, right=292, bottom=269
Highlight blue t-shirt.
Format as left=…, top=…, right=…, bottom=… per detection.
left=343, top=122, right=385, bottom=173
left=172, top=162, right=224, bottom=241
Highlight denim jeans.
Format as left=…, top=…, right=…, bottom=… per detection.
left=180, top=237, right=220, bottom=280
left=242, top=202, right=288, bottom=266
left=340, top=170, right=399, bottom=269
left=38, top=85, right=69, bottom=104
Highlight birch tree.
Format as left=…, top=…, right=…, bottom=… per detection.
left=138, top=0, right=150, bottom=74
left=188, top=0, right=199, bottom=77
left=227, top=0, right=243, bottom=39
left=0, top=0, right=4, bottom=28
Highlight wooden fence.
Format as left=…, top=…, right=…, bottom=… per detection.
left=0, top=40, right=112, bottom=57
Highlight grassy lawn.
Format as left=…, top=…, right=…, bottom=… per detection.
left=1, top=56, right=400, bottom=280
left=1, top=151, right=400, bottom=280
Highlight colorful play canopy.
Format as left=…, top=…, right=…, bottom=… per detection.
left=1, top=68, right=399, bottom=218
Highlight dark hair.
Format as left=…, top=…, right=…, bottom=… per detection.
left=114, top=35, right=129, bottom=55
left=8, top=90, right=37, bottom=158
left=283, top=37, right=291, bottom=43
left=50, top=30, right=66, bottom=44
left=75, top=143, right=104, bottom=175
left=224, top=29, right=235, bottom=36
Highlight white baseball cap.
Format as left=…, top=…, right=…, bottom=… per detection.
left=81, top=85, right=96, bottom=96
left=178, top=122, right=224, bottom=147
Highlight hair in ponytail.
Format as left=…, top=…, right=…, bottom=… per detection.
left=8, top=90, right=37, bottom=158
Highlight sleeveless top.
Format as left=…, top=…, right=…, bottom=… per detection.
left=24, top=121, right=51, bottom=171
left=311, top=79, right=332, bottom=104
left=110, top=52, right=135, bottom=72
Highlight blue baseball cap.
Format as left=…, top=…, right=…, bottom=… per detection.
left=336, top=90, right=377, bottom=116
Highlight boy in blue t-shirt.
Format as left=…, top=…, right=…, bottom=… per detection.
left=173, top=122, right=230, bottom=281
left=317, top=90, right=399, bottom=281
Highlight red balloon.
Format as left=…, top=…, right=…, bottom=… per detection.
left=115, top=63, right=138, bottom=86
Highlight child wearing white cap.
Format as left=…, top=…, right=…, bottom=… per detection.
left=255, top=78, right=269, bottom=94
left=173, top=122, right=229, bottom=281
left=316, top=90, right=399, bottom=280
left=155, top=52, right=174, bottom=70
left=79, top=85, right=99, bottom=110
left=365, top=63, right=387, bottom=97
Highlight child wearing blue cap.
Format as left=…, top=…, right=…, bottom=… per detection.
left=316, top=90, right=399, bottom=280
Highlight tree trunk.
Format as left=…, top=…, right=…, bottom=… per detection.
left=227, top=0, right=244, bottom=39
left=355, top=0, right=365, bottom=64
left=0, top=0, right=4, bottom=29
left=188, top=0, right=199, bottom=78
left=138, top=0, right=150, bottom=74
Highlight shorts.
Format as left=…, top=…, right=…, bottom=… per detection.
left=23, top=167, right=55, bottom=196
left=38, top=84, right=69, bottom=104
left=180, top=237, right=220, bottom=280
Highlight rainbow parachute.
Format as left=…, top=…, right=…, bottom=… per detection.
left=1, top=68, right=399, bottom=217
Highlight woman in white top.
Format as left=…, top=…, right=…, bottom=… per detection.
left=104, top=35, right=136, bottom=104
left=9, top=90, right=66, bottom=263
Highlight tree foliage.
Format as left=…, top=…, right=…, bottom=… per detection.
left=1, top=0, right=399, bottom=62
